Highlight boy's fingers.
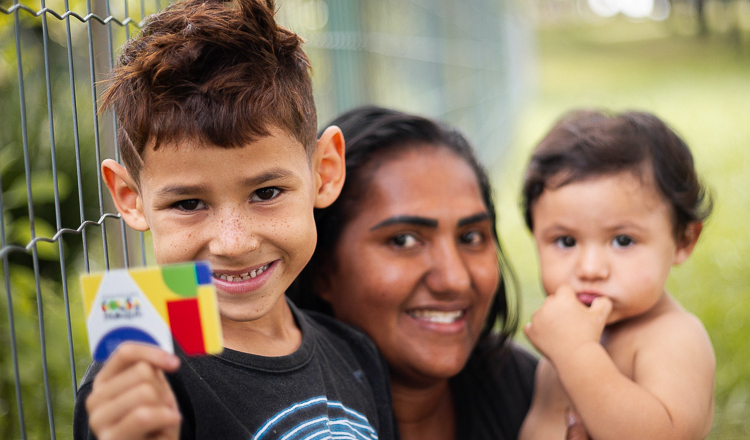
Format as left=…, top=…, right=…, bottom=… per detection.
left=94, top=405, right=181, bottom=440
left=590, top=296, right=613, bottom=322
left=91, top=359, right=174, bottom=405
left=96, top=343, right=180, bottom=383
left=88, top=375, right=178, bottom=429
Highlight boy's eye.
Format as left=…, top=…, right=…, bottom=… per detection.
left=390, top=233, right=420, bottom=249
left=612, top=235, right=635, bottom=248
left=555, top=236, right=576, bottom=248
left=460, top=231, right=485, bottom=246
left=174, top=199, right=206, bottom=211
left=251, top=187, right=281, bottom=202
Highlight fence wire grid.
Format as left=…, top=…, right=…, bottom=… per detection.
left=0, top=0, right=525, bottom=437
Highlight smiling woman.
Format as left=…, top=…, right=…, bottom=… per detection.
left=291, top=106, right=538, bottom=440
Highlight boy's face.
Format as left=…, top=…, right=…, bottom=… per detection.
left=103, top=127, right=344, bottom=327
left=531, top=171, right=697, bottom=325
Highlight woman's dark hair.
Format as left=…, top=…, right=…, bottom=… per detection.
left=522, top=109, right=712, bottom=242
left=290, top=105, right=518, bottom=343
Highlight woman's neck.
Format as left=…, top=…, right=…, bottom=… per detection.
left=391, top=379, right=456, bottom=440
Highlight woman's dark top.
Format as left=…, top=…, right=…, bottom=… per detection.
left=450, top=338, right=538, bottom=440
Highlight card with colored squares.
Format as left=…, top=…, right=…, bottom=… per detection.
left=80, top=261, right=223, bottom=362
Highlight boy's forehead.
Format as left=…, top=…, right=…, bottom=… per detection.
left=141, top=128, right=309, bottom=163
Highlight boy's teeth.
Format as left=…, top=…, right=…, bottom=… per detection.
left=213, top=264, right=270, bottom=282
left=408, top=309, right=464, bottom=324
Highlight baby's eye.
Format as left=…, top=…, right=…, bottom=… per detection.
left=174, top=199, right=206, bottom=211
left=612, top=235, right=635, bottom=248
left=555, top=236, right=576, bottom=248
left=460, top=231, right=485, bottom=246
left=390, top=233, right=420, bottom=249
left=251, top=187, right=281, bottom=202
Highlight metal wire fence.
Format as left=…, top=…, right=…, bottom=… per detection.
left=0, top=0, right=524, bottom=437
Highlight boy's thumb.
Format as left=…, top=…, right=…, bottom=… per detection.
left=590, top=296, right=613, bottom=323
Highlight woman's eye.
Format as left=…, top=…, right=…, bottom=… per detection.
left=612, top=235, right=634, bottom=248
left=390, top=233, right=419, bottom=249
left=251, top=187, right=281, bottom=202
left=460, top=231, right=485, bottom=245
left=555, top=236, right=576, bottom=248
left=174, top=199, right=205, bottom=211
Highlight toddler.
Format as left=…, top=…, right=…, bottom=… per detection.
left=519, top=109, right=715, bottom=440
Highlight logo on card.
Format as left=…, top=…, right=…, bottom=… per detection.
left=101, top=296, right=142, bottom=319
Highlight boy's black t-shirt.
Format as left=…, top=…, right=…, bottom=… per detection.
left=73, top=301, right=397, bottom=440
left=451, top=339, right=538, bottom=440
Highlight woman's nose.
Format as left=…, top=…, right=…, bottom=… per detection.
left=209, top=208, right=260, bottom=258
left=425, top=240, right=472, bottom=295
left=575, top=245, right=609, bottom=281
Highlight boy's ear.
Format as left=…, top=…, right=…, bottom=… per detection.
left=313, top=126, right=346, bottom=209
left=101, top=159, right=149, bottom=231
left=674, top=221, right=703, bottom=265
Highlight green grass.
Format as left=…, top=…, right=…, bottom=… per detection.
left=495, top=18, right=750, bottom=439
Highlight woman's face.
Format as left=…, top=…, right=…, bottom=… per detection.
left=320, top=146, right=500, bottom=387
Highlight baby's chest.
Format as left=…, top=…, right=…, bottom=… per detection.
left=602, top=331, right=641, bottom=379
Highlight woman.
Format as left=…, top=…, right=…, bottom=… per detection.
left=292, top=106, right=537, bottom=440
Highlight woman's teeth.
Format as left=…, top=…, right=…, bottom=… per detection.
left=214, top=263, right=270, bottom=282
left=408, top=309, right=464, bottom=324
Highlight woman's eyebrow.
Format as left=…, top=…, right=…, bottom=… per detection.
left=457, top=212, right=490, bottom=227
left=370, top=215, right=439, bottom=231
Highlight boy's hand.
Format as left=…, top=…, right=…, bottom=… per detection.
left=524, top=285, right=612, bottom=364
left=86, top=343, right=182, bottom=440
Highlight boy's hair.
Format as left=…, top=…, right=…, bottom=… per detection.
left=100, top=0, right=317, bottom=184
left=522, top=109, right=712, bottom=241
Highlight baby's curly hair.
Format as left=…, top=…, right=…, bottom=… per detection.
left=522, top=109, right=713, bottom=243
left=100, top=0, right=316, bottom=183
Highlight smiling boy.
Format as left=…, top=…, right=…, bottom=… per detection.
left=72, top=1, right=396, bottom=439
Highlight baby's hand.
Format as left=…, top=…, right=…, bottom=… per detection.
left=524, top=285, right=612, bottom=364
left=86, top=343, right=182, bottom=440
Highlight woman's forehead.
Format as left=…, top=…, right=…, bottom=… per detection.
left=363, top=148, right=486, bottom=218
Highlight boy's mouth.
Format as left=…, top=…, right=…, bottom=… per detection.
left=213, top=263, right=271, bottom=282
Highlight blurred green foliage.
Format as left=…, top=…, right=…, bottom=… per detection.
left=497, top=18, right=750, bottom=440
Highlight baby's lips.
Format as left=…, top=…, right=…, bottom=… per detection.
left=576, top=292, right=601, bottom=307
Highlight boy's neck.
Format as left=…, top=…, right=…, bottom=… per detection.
left=220, top=297, right=302, bottom=357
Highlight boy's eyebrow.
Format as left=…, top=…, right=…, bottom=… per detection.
left=457, top=212, right=490, bottom=227
left=370, top=216, right=438, bottom=231
left=154, top=169, right=294, bottom=198
left=243, top=169, right=295, bottom=187
left=155, top=184, right=208, bottom=197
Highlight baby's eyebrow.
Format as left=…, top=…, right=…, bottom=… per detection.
left=370, top=216, right=438, bottom=231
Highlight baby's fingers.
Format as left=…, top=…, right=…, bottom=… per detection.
left=589, top=296, right=613, bottom=324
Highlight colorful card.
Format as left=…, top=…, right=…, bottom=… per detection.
left=81, top=261, right=223, bottom=362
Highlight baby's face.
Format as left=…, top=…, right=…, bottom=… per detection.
left=531, top=171, right=692, bottom=324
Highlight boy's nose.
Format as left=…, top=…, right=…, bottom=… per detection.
left=425, top=240, right=472, bottom=297
left=575, top=245, right=609, bottom=281
left=209, top=209, right=260, bottom=258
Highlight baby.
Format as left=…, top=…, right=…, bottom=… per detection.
left=518, top=109, right=715, bottom=440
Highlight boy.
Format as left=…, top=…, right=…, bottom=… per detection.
left=72, top=1, right=396, bottom=439
left=518, top=110, right=715, bottom=440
